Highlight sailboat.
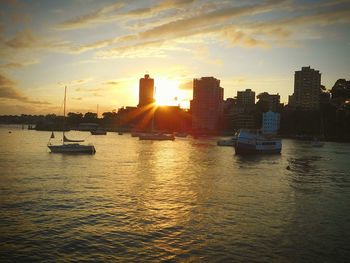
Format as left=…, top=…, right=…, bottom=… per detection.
left=138, top=113, right=175, bottom=141
left=90, top=104, right=107, bottom=135
left=311, top=115, right=325, bottom=147
left=47, top=86, right=96, bottom=154
left=138, top=87, right=174, bottom=141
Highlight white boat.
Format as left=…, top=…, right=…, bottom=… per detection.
left=90, top=128, right=107, bottom=135
left=48, top=143, right=96, bottom=154
left=131, top=132, right=146, bottom=137
left=311, top=138, right=324, bottom=147
left=47, top=86, right=96, bottom=154
left=139, top=133, right=175, bottom=141
left=174, top=132, right=188, bottom=138
left=217, top=134, right=237, bottom=146
left=234, top=129, right=281, bottom=154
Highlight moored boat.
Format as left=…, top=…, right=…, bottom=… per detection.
left=311, top=138, right=324, bottom=147
left=90, top=128, right=107, bottom=135
left=139, top=133, right=175, bottom=141
left=48, top=143, right=96, bottom=154
left=47, top=86, right=96, bottom=154
left=174, top=132, right=188, bottom=138
left=234, top=129, right=281, bottom=154
left=217, top=135, right=237, bottom=146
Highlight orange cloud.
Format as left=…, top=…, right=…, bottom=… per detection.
left=0, top=74, right=50, bottom=104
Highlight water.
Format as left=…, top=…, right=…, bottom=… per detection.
left=1, top=125, right=349, bottom=262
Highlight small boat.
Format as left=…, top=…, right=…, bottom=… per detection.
left=131, top=132, right=144, bottom=137
left=90, top=128, right=107, bottom=135
left=139, top=133, right=175, bottom=141
left=311, top=138, right=324, bottom=147
left=217, top=136, right=237, bottom=146
left=47, top=86, right=96, bottom=154
left=48, top=143, right=96, bottom=154
left=234, top=129, right=281, bottom=154
left=174, top=132, right=188, bottom=138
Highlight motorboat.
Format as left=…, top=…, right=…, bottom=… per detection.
left=174, top=132, right=188, bottom=138
left=234, top=129, right=281, bottom=154
left=48, top=143, right=96, bottom=154
left=311, top=138, right=324, bottom=147
left=217, top=136, right=237, bottom=146
left=90, top=128, right=107, bottom=135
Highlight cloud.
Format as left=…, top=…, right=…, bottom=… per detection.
left=3, top=0, right=348, bottom=61
left=179, top=80, right=193, bottom=90
left=62, top=0, right=287, bottom=57
left=103, top=81, right=119, bottom=85
left=0, top=60, right=39, bottom=69
left=57, top=2, right=125, bottom=30
left=4, top=29, right=38, bottom=48
left=0, top=74, right=50, bottom=104
left=96, top=39, right=172, bottom=58
left=58, top=0, right=195, bottom=30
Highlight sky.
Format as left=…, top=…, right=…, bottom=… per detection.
left=0, top=0, right=349, bottom=115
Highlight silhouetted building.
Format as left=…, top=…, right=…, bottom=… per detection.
left=289, top=66, right=321, bottom=110
left=237, top=89, right=255, bottom=109
left=320, top=91, right=331, bottom=105
left=257, top=92, right=280, bottom=112
left=138, top=74, right=154, bottom=107
left=231, top=89, right=256, bottom=130
left=190, top=77, right=223, bottom=132
left=262, top=111, right=280, bottom=135
left=232, top=113, right=255, bottom=130
left=154, top=106, right=191, bottom=132
left=222, top=98, right=237, bottom=133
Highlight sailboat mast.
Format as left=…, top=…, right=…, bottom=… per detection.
left=63, top=86, right=67, bottom=142
left=152, top=86, right=156, bottom=132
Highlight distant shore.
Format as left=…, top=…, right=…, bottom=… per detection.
left=2, top=123, right=350, bottom=143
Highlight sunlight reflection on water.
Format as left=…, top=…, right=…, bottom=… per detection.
left=0, top=126, right=349, bottom=261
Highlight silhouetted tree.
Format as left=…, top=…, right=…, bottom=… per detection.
left=67, top=112, right=83, bottom=128
left=83, top=112, right=98, bottom=123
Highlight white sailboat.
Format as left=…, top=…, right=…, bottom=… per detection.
left=138, top=114, right=175, bottom=140
left=138, top=86, right=175, bottom=141
left=311, top=116, right=325, bottom=147
left=47, top=86, right=96, bottom=154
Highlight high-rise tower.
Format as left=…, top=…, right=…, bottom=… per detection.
left=190, top=77, right=223, bottom=132
left=138, top=74, right=154, bottom=107
left=290, top=66, right=321, bottom=110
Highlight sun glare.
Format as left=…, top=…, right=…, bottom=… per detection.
left=154, top=77, right=181, bottom=106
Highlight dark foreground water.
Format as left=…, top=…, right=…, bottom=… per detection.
left=0, top=125, right=349, bottom=262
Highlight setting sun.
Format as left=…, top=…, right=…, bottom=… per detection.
left=154, top=77, right=181, bottom=106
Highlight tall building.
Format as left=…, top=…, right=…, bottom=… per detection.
left=290, top=66, right=321, bottom=110
left=237, top=89, right=255, bottom=108
left=257, top=92, right=281, bottom=112
left=262, top=111, right=280, bottom=135
left=191, top=77, right=223, bottom=132
left=138, top=74, right=154, bottom=107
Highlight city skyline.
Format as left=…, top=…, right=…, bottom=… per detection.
left=0, top=0, right=349, bottom=115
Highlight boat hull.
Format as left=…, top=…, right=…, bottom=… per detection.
left=217, top=138, right=237, bottom=146
left=48, top=144, right=96, bottom=154
left=234, top=129, right=281, bottom=155
left=90, top=130, right=107, bottom=135
left=235, top=142, right=281, bottom=154
left=139, top=134, right=175, bottom=141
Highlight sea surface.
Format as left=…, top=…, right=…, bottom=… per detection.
left=0, top=125, right=349, bottom=262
